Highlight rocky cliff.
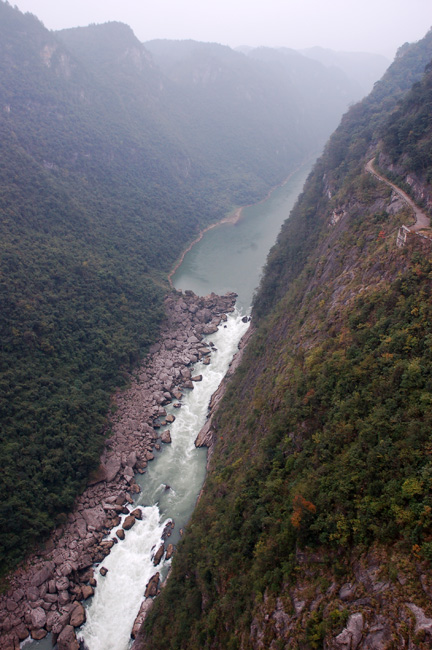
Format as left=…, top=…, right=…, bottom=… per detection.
left=138, top=30, right=432, bottom=650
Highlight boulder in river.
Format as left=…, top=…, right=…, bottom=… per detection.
left=144, top=573, right=160, bottom=598
left=166, top=543, right=174, bottom=560
left=131, top=508, right=143, bottom=520
left=153, top=544, right=165, bottom=566
left=57, top=624, right=80, bottom=650
left=203, top=324, right=219, bottom=334
left=70, top=602, right=86, bottom=628
left=81, top=584, right=94, bottom=600
left=122, top=515, right=136, bottom=530
left=161, top=430, right=172, bottom=444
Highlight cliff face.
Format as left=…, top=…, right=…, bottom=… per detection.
left=139, top=32, right=432, bottom=650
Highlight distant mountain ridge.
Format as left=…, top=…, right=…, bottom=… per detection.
left=146, top=38, right=378, bottom=148
left=234, top=43, right=390, bottom=99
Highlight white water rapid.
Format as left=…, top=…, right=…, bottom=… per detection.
left=78, top=311, right=249, bottom=650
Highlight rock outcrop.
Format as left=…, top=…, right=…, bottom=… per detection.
left=195, top=324, right=253, bottom=461
left=131, top=599, right=154, bottom=640
left=249, top=547, right=432, bottom=649
left=144, top=573, right=160, bottom=599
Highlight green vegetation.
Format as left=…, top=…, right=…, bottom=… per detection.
left=254, top=28, right=432, bottom=320
left=0, top=1, right=357, bottom=573
left=140, top=31, right=432, bottom=650
left=382, top=60, right=432, bottom=185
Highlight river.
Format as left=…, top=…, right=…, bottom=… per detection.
left=22, top=160, right=313, bottom=650
left=172, top=163, right=312, bottom=312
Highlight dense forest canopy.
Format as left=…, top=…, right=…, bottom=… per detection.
left=0, top=0, right=368, bottom=572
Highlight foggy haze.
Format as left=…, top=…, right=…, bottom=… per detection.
left=11, top=0, right=432, bottom=59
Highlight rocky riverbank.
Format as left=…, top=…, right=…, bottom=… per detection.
left=0, top=290, right=238, bottom=650
left=195, top=321, right=254, bottom=464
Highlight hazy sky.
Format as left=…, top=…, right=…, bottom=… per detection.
left=12, top=0, right=432, bottom=59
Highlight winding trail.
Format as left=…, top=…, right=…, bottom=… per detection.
left=366, top=158, right=430, bottom=231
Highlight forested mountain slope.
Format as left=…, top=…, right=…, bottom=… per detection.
left=0, top=1, right=362, bottom=573
left=379, top=59, right=432, bottom=211
left=0, top=4, right=177, bottom=572
left=254, top=27, right=432, bottom=318
left=139, top=30, right=432, bottom=650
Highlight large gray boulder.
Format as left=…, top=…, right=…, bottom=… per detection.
left=131, top=599, right=154, bottom=639
left=69, top=602, right=86, bottom=628
left=334, top=613, right=363, bottom=649
left=30, top=606, right=47, bottom=629
left=57, top=625, right=80, bottom=650
left=82, top=506, right=106, bottom=531
left=31, top=562, right=55, bottom=587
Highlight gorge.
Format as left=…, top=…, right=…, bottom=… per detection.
left=2, top=149, right=314, bottom=650
left=138, top=27, right=432, bottom=650
left=1, top=1, right=432, bottom=649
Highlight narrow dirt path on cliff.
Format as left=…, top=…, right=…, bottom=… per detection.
left=366, top=158, right=430, bottom=231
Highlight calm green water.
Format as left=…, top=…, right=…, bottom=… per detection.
left=172, top=161, right=314, bottom=311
